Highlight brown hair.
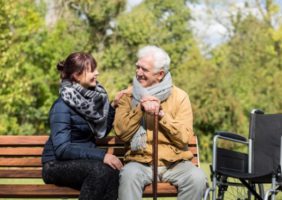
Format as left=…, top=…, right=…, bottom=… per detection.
left=57, top=52, right=97, bottom=81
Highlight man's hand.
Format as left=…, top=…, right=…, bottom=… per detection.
left=141, top=96, right=161, bottom=115
left=103, top=153, right=123, bottom=170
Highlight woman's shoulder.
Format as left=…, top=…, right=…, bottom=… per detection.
left=50, top=97, right=70, bottom=114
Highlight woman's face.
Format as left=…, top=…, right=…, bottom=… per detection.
left=74, top=65, right=99, bottom=88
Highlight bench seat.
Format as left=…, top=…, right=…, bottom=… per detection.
left=0, top=135, right=200, bottom=198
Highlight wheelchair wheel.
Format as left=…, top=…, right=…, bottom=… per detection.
left=215, top=175, right=264, bottom=200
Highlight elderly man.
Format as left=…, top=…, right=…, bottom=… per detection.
left=114, top=45, right=207, bottom=200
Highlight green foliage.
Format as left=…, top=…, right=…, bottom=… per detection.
left=0, top=0, right=45, bottom=134
left=0, top=0, right=92, bottom=135
left=187, top=1, right=282, bottom=161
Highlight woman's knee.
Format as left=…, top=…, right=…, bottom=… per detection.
left=88, top=161, right=118, bottom=178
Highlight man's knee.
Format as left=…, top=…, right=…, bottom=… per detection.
left=118, top=163, right=149, bottom=200
left=119, top=163, right=146, bottom=185
left=192, top=168, right=206, bottom=188
left=181, top=167, right=207, bottom=189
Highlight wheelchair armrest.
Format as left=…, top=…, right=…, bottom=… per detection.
left=215, top=131, right=247, bottom=142
left=212, top=131, right=250, bottom=173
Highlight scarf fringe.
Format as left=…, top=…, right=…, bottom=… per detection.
left=130, top=72, right=173, bottom=151
left=130, top=125, right=147, bottom=151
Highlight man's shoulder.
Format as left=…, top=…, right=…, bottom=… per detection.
left=171, top=85, right=189, bottom=98
left=119, top=86, right=133, bottom=103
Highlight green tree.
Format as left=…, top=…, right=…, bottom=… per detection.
left=100, top=0, right=201, bottom=97
left=0, top=0, right=46, bottom=134
left=194, top=0, right=282, bottom=160
left=0, top=0, right=93, bottom=134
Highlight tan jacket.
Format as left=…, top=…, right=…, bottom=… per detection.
left=114, top=86, right=194, bottom=166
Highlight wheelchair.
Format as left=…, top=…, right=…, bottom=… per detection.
left=204, top=109, right=282, bottom=200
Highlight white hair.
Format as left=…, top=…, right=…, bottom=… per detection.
left=137, top=45, right=170, bottom=73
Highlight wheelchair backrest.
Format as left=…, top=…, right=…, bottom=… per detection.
left=249, top=111, right=282, bottom=177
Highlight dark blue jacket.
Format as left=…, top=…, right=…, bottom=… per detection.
left=42, top=97, right=115, bottom=164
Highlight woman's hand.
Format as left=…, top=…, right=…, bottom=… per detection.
left=111, top=89, right=128, bottom=108
left=103, top=153, right=123, bottom=170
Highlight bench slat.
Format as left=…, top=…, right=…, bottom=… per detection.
left=0, top=135, right=197, bottom=146
left=0, top=147, right=43, bottom=156
left=0, top=183, right=176, bottom=198
left=0, top=147, right=127, bottom=156
left=0, top=147, right=125, bottom=156
left=0, top=155, right=196, bottom=178
left=0, top=156, right=198, bottom=168
left=0, top=184, right=79, bottom=198
left=144, top=183, right=178, bottom=197
left=0, top=158, right=41, bottom=167
left=0, top=146, right=198, bottom=156
left=0, top=136, right=49, bottom=146
left=0, top=169, right=42, bottom=178
left=0, top=136, right=124, bottom=146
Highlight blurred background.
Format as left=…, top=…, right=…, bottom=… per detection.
left=1, top=0, right=282, bottom=162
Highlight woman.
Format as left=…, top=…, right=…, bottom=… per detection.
left=42, top=52, right=123, bottom=200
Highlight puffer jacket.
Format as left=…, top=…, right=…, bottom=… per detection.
left=42, top=97, right=115, bottom=164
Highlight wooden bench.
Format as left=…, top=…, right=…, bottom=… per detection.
left=0, top=135, right=200, bottom=198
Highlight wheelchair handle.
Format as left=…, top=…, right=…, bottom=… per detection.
left=215, top=131, right=247, bottom=142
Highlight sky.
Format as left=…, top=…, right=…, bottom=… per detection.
left=127, top=0, right=282, bottom=49
left=188, top=0, right=282, bottom=49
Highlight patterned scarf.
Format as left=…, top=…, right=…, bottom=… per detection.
left=60, top=80, right=109, bottom=138
left=131, top=72, right=173, bottom=151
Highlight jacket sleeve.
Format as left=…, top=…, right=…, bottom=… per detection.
left=159, top=93, right=194, bottom=149
left=105, top=105, right=115, bottom=136
left=113, top=94, right=144, bottom=142
left=50, top=102, right=106, bottom=161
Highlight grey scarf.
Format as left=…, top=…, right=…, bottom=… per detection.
left=60, top=80, right=109, bottom=138
left=131, top=72, right=173, bottom=151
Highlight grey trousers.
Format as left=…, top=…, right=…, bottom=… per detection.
left=118, top=161, right=207, bottom=200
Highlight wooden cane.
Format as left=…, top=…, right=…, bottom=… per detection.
left=153, top=113, right=159, bottom=200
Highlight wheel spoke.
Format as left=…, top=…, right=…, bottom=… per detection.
left=215, top=176, right=264, bottom=200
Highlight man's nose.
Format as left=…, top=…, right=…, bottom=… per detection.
left=136, top=68, right=143, bottom=76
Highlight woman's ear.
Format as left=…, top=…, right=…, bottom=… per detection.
left=72, top=73, right=81, bottom=82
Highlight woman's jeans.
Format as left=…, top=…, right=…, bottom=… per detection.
left=42, top=159, right=119, bottom=200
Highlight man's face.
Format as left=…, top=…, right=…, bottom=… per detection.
left=135, top=56, right=164, bottom=88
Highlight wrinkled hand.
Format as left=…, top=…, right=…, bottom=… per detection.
left=111, top=89, right=128, bottom=108
left=141, top=96, right=161, bottom=115
left=103, top=153, right=123, bottom=170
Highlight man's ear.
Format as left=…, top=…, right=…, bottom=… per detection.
left=157, top=70, right=165, bottom=81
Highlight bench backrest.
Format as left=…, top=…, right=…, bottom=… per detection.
left=0, top=135, right=199, bottom=179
